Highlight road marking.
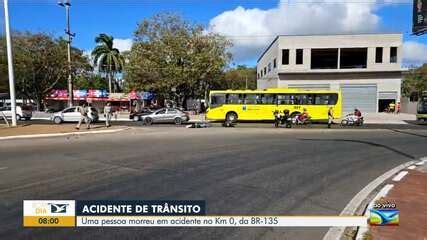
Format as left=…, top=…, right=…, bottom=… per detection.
left=392, top=171, right=408, bottom=182
left=415, top=161, right=425, bottom=166
left=355, top=184, right=394, bottom=240
left=407, top=165, right=416, bottom=170
left=322, top=160, right=416, bottom=240
left=0, top=167, right=8, bottom=171
left=0, top=127, right=129, bottom=141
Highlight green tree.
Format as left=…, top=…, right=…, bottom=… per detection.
left=0, top=35, right=9, bottom=92
left=402, top=64, right=427, bottom=101
left=222, top=65, right=257, bottom=90
left=125, top=13, right=232, bottom=108
left=91, top=33, right=125, bottom=93
left=0, top=32, right=91, bottom=110
left=74, top=74, right=108, bottom=89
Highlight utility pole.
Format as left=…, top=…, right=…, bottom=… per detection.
left=58, top=0, right=75, bottom=107
left=3, top=0, right=17, bottom=127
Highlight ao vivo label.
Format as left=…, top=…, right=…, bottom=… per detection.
left=369, top=201, right=399, bottom=226
left=23, top=200, right=76, bottom=227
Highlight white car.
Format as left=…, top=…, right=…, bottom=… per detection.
left=0, top=105, right=32, bottom=121
left=51, top=107, right=99, bottom=124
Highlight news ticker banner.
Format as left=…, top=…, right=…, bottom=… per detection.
left=23, top=200, right=398, bottom=227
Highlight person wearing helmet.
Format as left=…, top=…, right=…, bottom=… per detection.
left=354, top=108, right=362, bottom=117
left=298, top=108, right=309, bottom=122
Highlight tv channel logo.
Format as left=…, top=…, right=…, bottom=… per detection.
left=369, top=209, right=399, bottom=226
left=48, top=203, right=69, bottom=213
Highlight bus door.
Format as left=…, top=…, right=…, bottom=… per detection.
left=239, top=94, right=260, bottom=120
left=257, top=94, right=277, bottom=120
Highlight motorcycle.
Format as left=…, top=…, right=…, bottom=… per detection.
left=273, top=110, right=292, bottom=128
left=291, top=114, right=311, bottom=125
left=341, top=114, right=364, bottom=126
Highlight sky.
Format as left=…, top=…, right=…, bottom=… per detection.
left=1, top=0, right=427, bottom=67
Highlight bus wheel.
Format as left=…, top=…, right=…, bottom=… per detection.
left=225, top=112, right=238, bottom=123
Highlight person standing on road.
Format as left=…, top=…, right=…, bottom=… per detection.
left=396, top=101, right=401, bottom=114
left=104, top=102, right=112, bottom=127
left=327, top=107, right=334, bottom=128
left=389, top=101, right=395, bottom=113
left=76, top=103, right=91, bottom=130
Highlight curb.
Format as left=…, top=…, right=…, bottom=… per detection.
left=322, top=159, right=417, bottom=240
left=0, top=127, right=129, bottom=141
left=354, top=157, right=426, bottom=239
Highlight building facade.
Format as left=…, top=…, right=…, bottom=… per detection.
left=257, top=33, right=404, bottom=113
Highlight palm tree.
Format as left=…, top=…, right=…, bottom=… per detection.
left=91, top=33, right=124, bottom=93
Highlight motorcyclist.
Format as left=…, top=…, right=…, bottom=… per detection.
left=273, top=110, right=281, bottom=128
left=298, top=108, right=310, bottom=123
left=354, top=108, right=362, bottom=117
left=282, top=109, right=292, bottom=128
left=353, top=108, right=363, bottom=124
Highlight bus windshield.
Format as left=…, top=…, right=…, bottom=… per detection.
left=210, top=94, right=226, bottom=108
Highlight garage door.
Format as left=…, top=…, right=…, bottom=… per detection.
left=288, top=84, right=330, bottom=89
left=341, top=84, right=377, bottom=113
left=378, top=91, right=398, bottom=100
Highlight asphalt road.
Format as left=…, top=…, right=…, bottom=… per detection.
left=1, top=127, right=426, bottom=240
left=25, top=118, right=427, bottom=130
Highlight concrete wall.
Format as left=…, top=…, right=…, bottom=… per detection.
left=400, top=97, right=418, bottom=114
left=277, top=72, right=401, bottom=95
left=257, top=38, right=280, bottom=81
left=257, top=33, right=403, bottom=79
left=275, top=33, right=403, bottom=73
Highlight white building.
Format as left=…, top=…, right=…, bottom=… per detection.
left=257, top=33, right=404, bottom=113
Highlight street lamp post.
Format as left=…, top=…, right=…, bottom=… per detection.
left=3, top=0, right=17, bottom=127
left=58, top=0, right=75, bottom=107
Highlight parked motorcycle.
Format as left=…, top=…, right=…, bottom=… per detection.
left=273, top=110, right=292, bottom=128
left=291, top=114, right=311, bottom=125
left=340, top=114, right=364, bottom=126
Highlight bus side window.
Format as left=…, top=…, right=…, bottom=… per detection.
left=226, top=94, right=241, bottom=104
left=261, top=94, right=276, bottom=104
left=244, top=94, right=257, bottom=104
left=328, top=94, right=338, bottom=105
left=278, top=94, right=293, bottom=105
left=210, top=94, right=225, bottom=107
left=314, top=94, right=337, bottom=105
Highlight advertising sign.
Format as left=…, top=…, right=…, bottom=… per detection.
left=413, top=0, right=427, bottom=34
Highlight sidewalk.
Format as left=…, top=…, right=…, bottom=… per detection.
left=368, top=162, right=427, bottom=240
left=0, top=123, right=124, bottom=137
left=362, top=113, right=416, bottom=124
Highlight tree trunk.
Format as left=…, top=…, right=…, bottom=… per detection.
left=35, top=97, right=43, bottom=111
left=182, top=94, right=188, bottom=110
left=108, top=71, right=112, bottom=94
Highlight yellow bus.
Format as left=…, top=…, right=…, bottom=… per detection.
left=206, top=88, right=342, bottom=122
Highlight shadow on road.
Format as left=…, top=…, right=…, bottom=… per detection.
left=299, top=138, right=416, bottom=160
left=388, top=129, right=427, bottom=138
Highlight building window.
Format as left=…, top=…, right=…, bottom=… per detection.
left=260, top=71, right=263, bottom=77
left=268, top=63, right=271, bottom=72
left=296, top=49, right=303, bottom=65
left=390, top=47, right=398, bottom=63
left=375, top=47, right=383, bottom=63
left=311, top=48, right=338, bottom=69
left=273, top=58, right=277, bottom=68
left=257, top=73, right=260, bottom=79
left=264, top=67, right=267, bottom=75
left=282, top=49, right=289, bottom=65
left=340, top=48, right=367, bottom=69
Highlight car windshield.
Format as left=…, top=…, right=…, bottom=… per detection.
left=21, top=105, right=32, bottom=111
